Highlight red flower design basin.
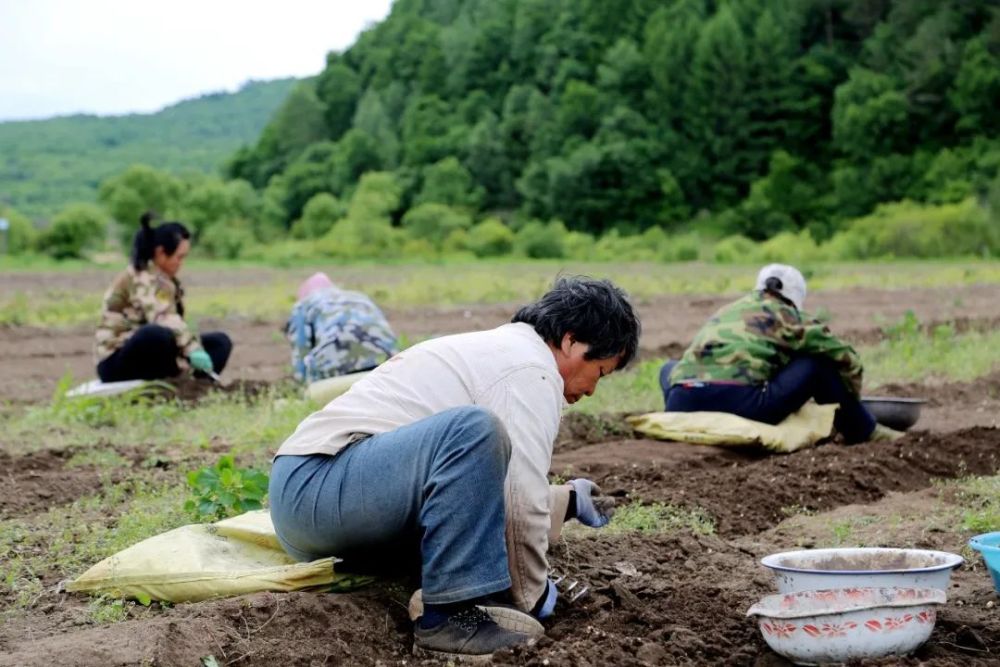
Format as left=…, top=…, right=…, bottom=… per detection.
left=747, top=587, right=945, bottom=665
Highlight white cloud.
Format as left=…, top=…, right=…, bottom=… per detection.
left=0, top=0, right=394, bottom=121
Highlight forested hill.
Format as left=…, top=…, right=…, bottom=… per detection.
left=0, top=78, right=298, bottom=218
left=228, top=0, right=1000, bottom=241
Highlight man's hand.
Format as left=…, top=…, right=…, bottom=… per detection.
left=569, top=478, right=615, bottom=528
left=189, top=349, right=213, bottom=373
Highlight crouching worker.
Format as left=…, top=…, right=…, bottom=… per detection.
left=660, top=264, right=894, bottom=444
left=95, top=212, right=231, bottom=382
left=270, top=277, right=641, bottom=659
left=285, top=272, right=398, bottom=383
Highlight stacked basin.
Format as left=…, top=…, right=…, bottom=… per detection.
left=748, top=547, right=963, bottom=665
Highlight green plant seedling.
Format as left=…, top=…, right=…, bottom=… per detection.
left=184, top=454, right=269, bottom=522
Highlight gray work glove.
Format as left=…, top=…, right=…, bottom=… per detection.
left=568, top=478, right=615, bottom=528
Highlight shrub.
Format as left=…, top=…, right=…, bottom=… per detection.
left=823, top=198, right=998, bottom=259
left=0, top=206, right=38, bottom=255
left=401, top=202, right=472, bottom=247
left=591, top=226, right=673, bottom=261
left=515, top=220, right=566, bottom=258
left=661, top=232, right=702, bottom=262
left=562, top=230, right=597, bottom=260
left=37, top=203, right=107, bottom=259
left=316, top=216, right=406, bottom=259
left=290, top=193, right=345, bottom=239
left=465, top=217, right=515, bottom=257
left=711, top=235, right=757, bottom=263
left=400, top=237, right=439, bottom=259
left=756, top=230, right=821, bottom=263
left=199, top=220, right=256, bottom=259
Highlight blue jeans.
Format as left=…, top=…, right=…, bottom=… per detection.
left=660, top=357, right=876, bottom=444
left=269, top=406, right=513, bottom=604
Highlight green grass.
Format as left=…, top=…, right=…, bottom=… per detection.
left=604, top=501, right=715, bottom=535
left=861, top=316, right=1000, bottom=387
left=0, top=479, right=188, bottom=617
left=2, top=380, right=317, bottom=458
left=957, top=475, right=1000, bottom=533
left=3, top=258, right=1000, bottom=327
left=0, top=384, right=322, bottom=619
left=569, top=358, right=665, bottom=416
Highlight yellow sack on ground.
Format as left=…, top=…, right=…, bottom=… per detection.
left=626, top=401, right=837, bottom=453
left=304, top=370, right=372, bottom=404
left=67, top=510, right=362, bottom=603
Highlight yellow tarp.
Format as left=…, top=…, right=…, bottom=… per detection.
left=67, top=510, right=362, bottom=603
left=626, top=401, right=837, bottom=453
left=304, top=370, right=372, bottom=404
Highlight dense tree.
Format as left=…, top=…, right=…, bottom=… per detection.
left=315, top=61, right=362, bottom=141
left=98, top=165, right=182, bottom=245
left=415, top=157, right=483, bottom=209
left=16, top=0, right=1000, bottom=258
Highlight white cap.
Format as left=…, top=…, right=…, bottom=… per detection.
left=755, top=264, right=806, bottom=310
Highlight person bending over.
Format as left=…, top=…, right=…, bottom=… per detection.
left=660, top=264, right=894, bottom=444
left=269, top=276, right=641, bottom=659
left=95, top=212, right=231, bottom=382
left=285, top=271, right=398, bottom=383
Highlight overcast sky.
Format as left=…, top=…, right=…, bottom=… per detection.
left=0, top=0, right=394, bottom=122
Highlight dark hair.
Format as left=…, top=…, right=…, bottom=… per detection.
left=762, top=275, right=796, bottom=307
left=131, top=211, right=191, bottom=271
left=764, top=276, right=783, bottom=292
left=512, top=276, right=640, bottom=368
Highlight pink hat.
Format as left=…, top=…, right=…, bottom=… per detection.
left=297, top=272, right=335, bottom=300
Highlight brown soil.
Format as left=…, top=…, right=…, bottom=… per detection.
left=3, top=279, right=999, bottom=404
left=3, top=278, right=1000, bottom=666
left=554, top=427, right=1000, bottom=537
left=0, top=449, right=117, bottom=520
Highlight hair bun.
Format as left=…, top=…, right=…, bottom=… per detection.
left=140, top=211, right=157, bottom=229
left=764, top=276, right=784, bottom=291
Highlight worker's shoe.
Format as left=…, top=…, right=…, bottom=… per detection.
left=479, top=603, right=545, bottom=637
left=409, top=588, right=545, bottom=638
left=869, top=424, right=906, bottom=442
left=413, top=605, right=534, bottom=662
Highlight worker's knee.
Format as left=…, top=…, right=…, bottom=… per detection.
left=445, top=406, right=512, bottom=463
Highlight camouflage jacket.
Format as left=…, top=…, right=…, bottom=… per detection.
left=669, top=291, right=863, bottom=395
left=285, top=287, right=399, bottom=383
left=95, top=267, right=200, bottom=364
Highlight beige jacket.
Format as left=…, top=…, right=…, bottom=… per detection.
left=94, top=266, right=200, bottom=363
left=275, top=322, right=572, bottom=610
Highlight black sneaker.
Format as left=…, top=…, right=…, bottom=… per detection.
left=413, top=606, right=534, bottom=661
left=408, top=589, right=545, bottom=638
left=478, top=603, right=545, bottom=637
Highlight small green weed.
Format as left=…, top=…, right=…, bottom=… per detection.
left=607, top=501, right=715, bottom=535
left=87, top=594, right=131, bottom=624
left=831, top=520, right=854, bottom=546
left=957, top=475, right=1000, bottom=532
left=184, top=455, right=269, bottom=521
left=829, top=516, right=882, bottom=546
left=780, top=504, right=816, bottom=518
left=65, top=449, right=131, bottom=470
